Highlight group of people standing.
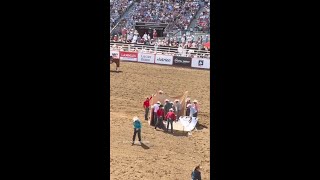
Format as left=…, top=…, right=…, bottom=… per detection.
left=142, top=95, right=200, bottom=133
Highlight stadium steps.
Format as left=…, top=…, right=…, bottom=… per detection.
left=188, top=5, right=206, bottom=31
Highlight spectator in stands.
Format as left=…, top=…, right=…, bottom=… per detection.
left=155, top=104, right=165, bottom=130
left=132, top=116, right=142, bottom=145
left=165, top=108, right=176, bottom=133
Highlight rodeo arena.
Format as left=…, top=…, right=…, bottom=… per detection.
left=110, top=0, right=210, bottom=179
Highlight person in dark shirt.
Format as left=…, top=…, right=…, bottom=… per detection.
left=191, top=165, right=202, bottom=180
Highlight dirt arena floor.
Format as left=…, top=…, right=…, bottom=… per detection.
left=110, top=62, right=210, bottom=180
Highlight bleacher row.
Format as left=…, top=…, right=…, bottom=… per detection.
left=110, top=0, right=210, bottom=32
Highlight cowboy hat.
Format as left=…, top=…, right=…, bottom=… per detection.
left=157, top=101, right=161, bottom=104
left=165, top=99, right=169, bottom=102
left=193, top=100, right=198, bottom=103
left=132, top=116, right=139, bottom=122
left=169, top=108, right=174, bottom=111
left=175, top=99, right=179, bottom=102
left=158, top=90, right=163, bottom=94
left=186, top=98, right=191, bottom=101
left=170, top=101, right=174, bottom=104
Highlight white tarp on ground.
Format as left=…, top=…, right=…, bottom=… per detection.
left=163, top=116, right=198, bottom=132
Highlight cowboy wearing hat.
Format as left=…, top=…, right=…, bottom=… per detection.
left=132, top=116, right=142, bottom=145
left=152, top=101, right=161, bottom=126
left=185, top=98, right=191, bottom=116
left=189, top=103, right=197, bottom=118
left=155, top=104, right=165, bottom=130
left=165, top=108, right=176, bottom=133
left=164, top=99, right=172, bottom=115
left=173, top=99, right=182, bottom=120
left=192, top=100, right=199, bottom=117
left=191, top=165, right=202, bottom=180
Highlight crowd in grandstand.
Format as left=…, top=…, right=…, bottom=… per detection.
left=110, top=0, right=210, bottom=32
left=110, top=0, right=211, bottom=52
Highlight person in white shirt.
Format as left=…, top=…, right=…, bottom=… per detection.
left=152, top=101, right=161, bottom=126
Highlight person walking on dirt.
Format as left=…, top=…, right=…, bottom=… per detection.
left=155, top=104, right=165, bottom=130
left=165, top=108, right=176, bottom=133
left=143, top=95, right=153, bottom=120
left=191, top=165, right=202, bottom=180
left=132, top=116, right=142, bottom=145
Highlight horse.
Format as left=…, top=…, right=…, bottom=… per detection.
left=110, top=56, right=120, bottom=72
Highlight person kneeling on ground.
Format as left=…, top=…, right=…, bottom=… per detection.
left=155, top=104, right=165, bottom=130
left=132, top=116, right=142, bottom=145
left=165, top=108, right=176, bottom=133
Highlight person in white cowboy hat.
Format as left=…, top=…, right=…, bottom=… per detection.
left=165, top=108, right=176, bottom=133
left=164, top=99, right=172, bottom=115
left=173, top=99, right=182, bottom=120
left=189, top=103, right=197, bottom=118
left=152, top=101, right=161, bottom=126
left=185, top=98, right=191, bottom=116
left=132, top=116, right=142, bottom=145
left=192, top=100, right=199, bottom=117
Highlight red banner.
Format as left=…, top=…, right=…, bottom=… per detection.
left=119, top=51, right=138, bottom=61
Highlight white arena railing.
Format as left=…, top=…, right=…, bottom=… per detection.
left=110, top=42, right=210, bottom=59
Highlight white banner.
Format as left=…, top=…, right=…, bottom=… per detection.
left=155, top=54, right=173, bottom=65
left=110, top=50, right=120, bottom=59
left=191, top=58, right=210, bottom=69
left=179, top=116, right=198, bottom=131
left=138, top=53, right=155, bottom=63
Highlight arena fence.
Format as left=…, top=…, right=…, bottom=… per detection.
left=110, top=49, right=210, bottom=70
left=110, top=42, right=210, bottom=59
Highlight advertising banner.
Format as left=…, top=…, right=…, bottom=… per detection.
left=191, top=58, right=210, bottom=69
left=138, top=53, right=155, bottom=63
left=110, top=50, right=120, bottom=59
left=155, top=54, right=173, bottom=65
left=172, top=56, right=192, bottom=67
left=119, top=51, right=138, bottom=61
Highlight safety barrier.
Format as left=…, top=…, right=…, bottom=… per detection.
left=110, top=50, right=210, bottom=70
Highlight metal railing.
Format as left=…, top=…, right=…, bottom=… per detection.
left=110, top=42, right=210, bottom=59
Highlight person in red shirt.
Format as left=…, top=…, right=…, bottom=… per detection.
left=153, top=29, right=157, bottom=40
left=155, top=104, right=165, bottom=130
left=143, top=95, right=153, bottom=120
left=165, top=108, right=176, bottom=133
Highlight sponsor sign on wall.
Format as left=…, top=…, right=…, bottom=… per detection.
left=119, top=51, right=138, bottom=61
left=110, top=50, right=119, bottom=59
left=172, top=56, right=192, bottom=67
left=155, top=54, right=173, bottom=65
left=191, top=58, right=210, bottom=69
left=138, top=53, right=155, bottom=63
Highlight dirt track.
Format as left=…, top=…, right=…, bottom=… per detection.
left=110, top=62, right=210, bottom=180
